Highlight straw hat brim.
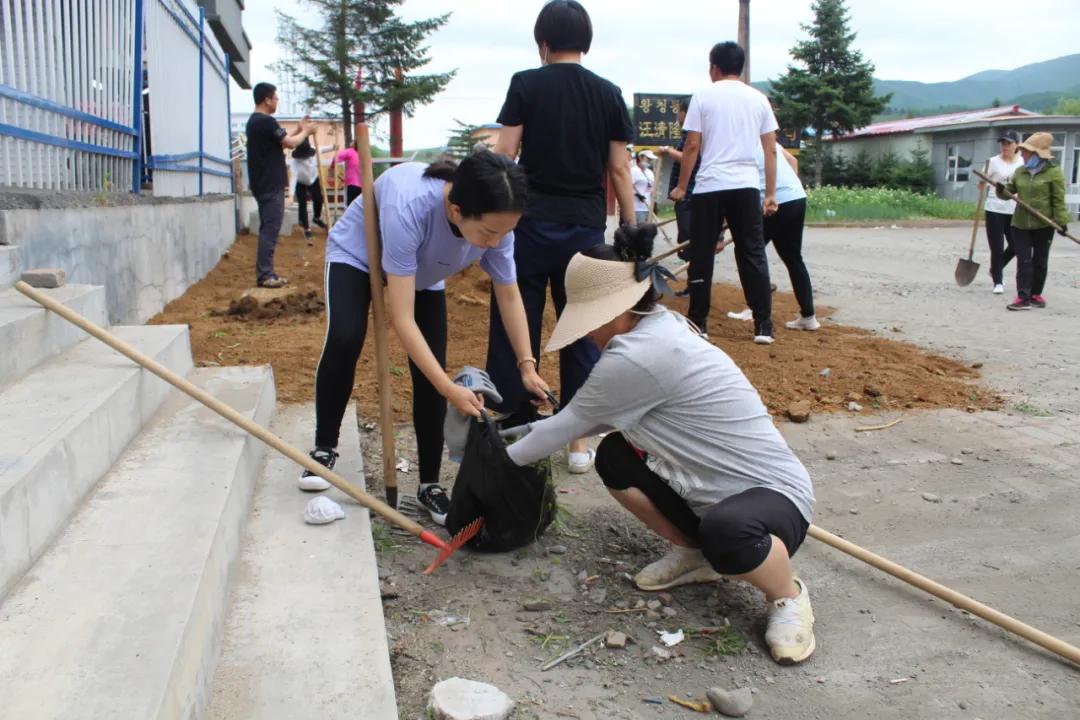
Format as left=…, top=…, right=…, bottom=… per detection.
left=545, top=277, right=652, bottom=353
left=1019, top=139, right=1053, bottom=160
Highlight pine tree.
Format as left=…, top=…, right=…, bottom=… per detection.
left=445, top=119, right=479, bottom=160
left=769, top=0, right=891, bottom=187
left=274, top=0, right=454, bottom=148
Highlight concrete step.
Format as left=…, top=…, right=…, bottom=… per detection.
left=207, top=403, right=397, bottom=719
left=0, top=244, right=19, bottom=288
left=0, top=324, right=193, bottom=598
left=0, top=365, right=276, bottom=720
left=0, top=283, right=108, bottom=388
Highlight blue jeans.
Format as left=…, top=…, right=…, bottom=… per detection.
left=486, top=217, right=604, bottom=413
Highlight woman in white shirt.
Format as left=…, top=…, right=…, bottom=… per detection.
left=981, top=131, right=1024, bottom=294
left=630, top=150, right=656, bottom=223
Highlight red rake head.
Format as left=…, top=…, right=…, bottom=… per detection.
left=421, top=517, right=483, bottom=575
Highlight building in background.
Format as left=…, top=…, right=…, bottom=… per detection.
left=197, top=0, right=251, bottom=88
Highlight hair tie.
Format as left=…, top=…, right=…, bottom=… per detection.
left=634, top=260, right=677, bottom=297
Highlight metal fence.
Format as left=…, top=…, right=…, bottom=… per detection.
left=0, top=0, right=232, bottom=196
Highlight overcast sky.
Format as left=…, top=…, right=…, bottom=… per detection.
left=231, top=0, right=1080, bottom=148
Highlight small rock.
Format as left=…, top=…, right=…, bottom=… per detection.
left=650, top=646, right=673, bottom=661
left=825, top=452, right=837, bottom=460
left=634, top=599, right=646, bottom=609
left=960, top=448, right=975, bottom=455
left=848, top=401, right=863, bottom=412
left=547, top=544, right=567, bottom=555
left=522, top=600, right=551, bottom=612
left=428, top=677, right=514, bottom=720
left=657, top=592, right=674, bottom=606
left=971, top=362, right=983, bottom=369
left=588, top=588, right=607, bottom=604
left=863, top=384, right=882, bottom=397
left=921, top=492, right=942, bottom=504
left=819, top=367, right=831, bottom=378
left=377, top=567, right=392, bottom=580
left=849, top=508, right=859, bottom=515
left=605, top=631, right=628, bottom=649
left=816, top=676, right=827, bottom=683
left=950, top=457, right=964, bottom=465
left=959, top=701, right=969, bottom=710
left=661, top=606, right=677, bottom=618
left=646, top=599, right=662, bottom=611
left=706, top=687, right=754, bottom=717
left=615, top=600, right=629, bottom=609
left=787, top=400, right=812, bottom=423
left=645, top=609, right=662, bottom=620
left=576, top=569, right=588, bottom=583
left=20, top=268, right=66, bottom=288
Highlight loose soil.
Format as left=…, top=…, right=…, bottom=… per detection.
left=150, top=228, right=1000, bottom=416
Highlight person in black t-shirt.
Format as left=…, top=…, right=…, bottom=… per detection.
left=246, top=82, right=314, bottom=288
left=486, top=0, right=636, bottom=475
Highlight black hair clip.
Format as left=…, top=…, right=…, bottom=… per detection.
left=634, top=260, right=677, bottom=297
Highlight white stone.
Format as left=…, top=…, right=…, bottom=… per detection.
left=428, top=677, right=514, bottom=720
left=19, top=267, right=66, bottom=288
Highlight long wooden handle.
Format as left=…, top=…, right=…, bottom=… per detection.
left=967, top=161, right=989, bottom=259
left=972, top=168, right=1080, bottom=245
left=313, top=133, right=333, bottom=228
left=808, top=524, right=1080, bottom=666
left=12, top=281, right=441, bottom=548
left=355, top=124, right=398, bottom=503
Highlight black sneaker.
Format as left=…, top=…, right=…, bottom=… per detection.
left=299, top=447, right=338, bottom=491
left=416, top=484, right=450, bottom=526
left=313, top=219, right=328, bottom=230
left=1006, top=297, right=1031, bottom=311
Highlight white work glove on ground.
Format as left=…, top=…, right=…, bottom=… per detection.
left=444, top=366, right=503, bottom=463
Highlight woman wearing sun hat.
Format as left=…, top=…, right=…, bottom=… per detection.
left=995, top=132, right=1070, bottom=311
left=504, top=225, right=817, bottom=665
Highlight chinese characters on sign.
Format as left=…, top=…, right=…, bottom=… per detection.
left=633, top=93, right=689, bottom=146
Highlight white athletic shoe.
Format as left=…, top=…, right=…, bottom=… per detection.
left=727, top=308, right=753, bottom=321
left=634, top=546, right=722, bottom=591
left=753, top=335, right=776, bottom=345
left=993, top=284, right=1005, bottom=295
left=785, top=315, right=821, bottom=331
left=765, top=578, right=816, bottom=665
left=568, top=448, right=596, bottom=474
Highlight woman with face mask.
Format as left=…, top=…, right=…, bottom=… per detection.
left=994, top=132, right=1070, bottom=311
left=486, top=0, right=637, bottom=475
left=300, top=151, right=551, bottom=525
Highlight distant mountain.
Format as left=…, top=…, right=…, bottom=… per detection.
left=756, top=53, right=1080, bottom=115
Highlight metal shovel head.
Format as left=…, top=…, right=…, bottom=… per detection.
left=954, top=257, right=980, bottom=287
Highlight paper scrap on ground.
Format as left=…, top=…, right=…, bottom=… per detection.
left=658, top=629, right=685, bottom=647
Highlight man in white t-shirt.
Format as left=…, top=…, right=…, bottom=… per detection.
left=631, top=150, right=656, bottom=223
left=671, top=41, right=779, bottom=344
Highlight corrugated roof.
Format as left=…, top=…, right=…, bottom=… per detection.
left=831, top=105, right=1040, bottom=139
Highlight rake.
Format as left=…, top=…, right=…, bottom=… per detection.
left=14, top=281, right=480, bottom=575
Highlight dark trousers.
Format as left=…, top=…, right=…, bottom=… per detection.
left=255, top=189, right=285, bottom=282
left=1012, top=226, right=1054, bottom=300
left=346, top=185, right=362, bottom=207
left=486, top=217, right=603, bottom=413
left=314, top=262, right=448, bottom=485
left=674, top=198, right=692, bottom=260
left=763, top=198, right=814, bottom=318
left=595, top=433, right=809, bottom=575
left=984, top=211, right=1016, bottom=285
left=689, top=188, right=772, bottom=336
left=295, top=179, right=324, bottom=229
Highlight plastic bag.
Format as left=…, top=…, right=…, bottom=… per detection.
left=445, top=411, right=556, bottom=552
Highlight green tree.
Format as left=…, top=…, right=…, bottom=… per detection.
left=871, top=150, right=900, bottom=187
left=445, top=119, right=479, bottom=160
left=769, top=0, right=891, bottom=187
left=274, top=0, right=454, bottom=148
left=1051, top=97, right=1080, bottom=115
left=847, top=149, right=874, bottom=187
left=897, top=141, right=934, bottom=193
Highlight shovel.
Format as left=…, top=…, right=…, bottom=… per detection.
left=955, top=160, right=988, bottom=287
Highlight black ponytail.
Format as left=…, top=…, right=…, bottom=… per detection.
left=424, top=150, right=528, bottom=218
left=582, top=224, right=661, bottom=312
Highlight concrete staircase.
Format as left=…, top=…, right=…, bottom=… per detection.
left=0, top=270, right=396, bottom=717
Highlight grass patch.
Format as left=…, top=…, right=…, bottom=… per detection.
left=371, top=523, right=403, bottom=553
left=1012, top=401, right=1054, bottom=417
left=806, top=186, right=975, bottom=223
left=693, top=627, right=748, bottom=658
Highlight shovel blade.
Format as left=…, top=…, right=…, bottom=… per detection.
left=954, top=258, right=980, bottom=287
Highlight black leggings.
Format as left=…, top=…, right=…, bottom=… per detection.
left=595, top=433, right=808, bottom=575
left=295, top=179, right=324, bottom=229
left=314, top=262, right=448, bottom=485
left=763, top=198, right=814, bottom=318
left=984, top=211, right=1015, bottom=285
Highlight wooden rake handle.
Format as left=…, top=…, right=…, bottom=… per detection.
left=13, top=281, right=445, bottom=552
left=972, top=168, right=1080, bottom=246
left=808, top=524, right=1080, bottom=666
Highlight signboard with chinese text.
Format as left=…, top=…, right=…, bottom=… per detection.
left=633, top=93, right=689, bottom=146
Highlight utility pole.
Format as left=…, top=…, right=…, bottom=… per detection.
left=738, top=0, right=751, bottom=83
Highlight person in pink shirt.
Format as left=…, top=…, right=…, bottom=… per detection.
left=332, top=146, right=363, bottom=205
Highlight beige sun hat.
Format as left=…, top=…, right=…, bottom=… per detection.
left=545, top=253, right=652, bottom=352
left=1019, top=132, right=1054, bottom=160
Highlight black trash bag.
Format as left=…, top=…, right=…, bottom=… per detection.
left=445, top=411, right=556, bottom=552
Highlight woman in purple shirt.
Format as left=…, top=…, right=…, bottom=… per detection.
left=303, top=151, right=550, bottom=524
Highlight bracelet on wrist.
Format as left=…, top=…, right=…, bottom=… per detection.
left=517, top=356, right=537, bottom=371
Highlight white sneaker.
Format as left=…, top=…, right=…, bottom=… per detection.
left=727, top=308, right=753, bottom=321
left=753, top=335, right=775, bottom=345
left=634, top=546, right=722, bottom=591
left=298, top=447, right=337, bottom=492
left=785, top=315, right=821, bottom=331
left=993, top=284, right=1004, bottom=295
left=765, top=578, right=816, bottom=665
left=568, top=448, right=596, bottom=474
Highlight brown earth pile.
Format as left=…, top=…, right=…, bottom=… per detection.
left=150, top=228, right=1000, bottom=416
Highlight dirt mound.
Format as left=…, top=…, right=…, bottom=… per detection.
left=150, top=229, right=1000, bottom=413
